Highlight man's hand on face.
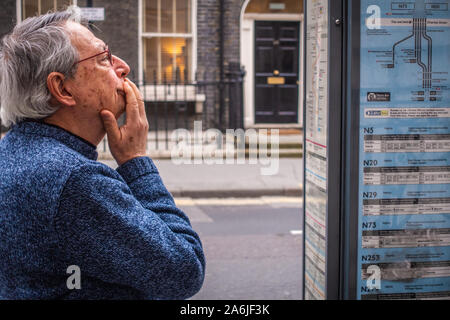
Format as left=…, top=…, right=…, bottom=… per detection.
left=100, top=79, right=149, bottom=166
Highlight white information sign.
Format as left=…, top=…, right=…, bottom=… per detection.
left=304, top=0, right=329, bottom=300
left=80, top=8, right=105, bottom=21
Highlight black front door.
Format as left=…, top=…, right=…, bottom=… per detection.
left=254, top=21, right=300, bottom=124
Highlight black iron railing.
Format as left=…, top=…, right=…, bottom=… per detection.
left=139, top=63, right=245, bottom=150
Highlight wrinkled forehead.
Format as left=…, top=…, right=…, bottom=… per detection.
left=65, top=21, right=106, bottom=55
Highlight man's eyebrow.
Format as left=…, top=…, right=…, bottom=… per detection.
left=94, top=42, right=107, bottom=51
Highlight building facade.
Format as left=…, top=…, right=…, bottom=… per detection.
left=0, top=0, right=304, bottom=129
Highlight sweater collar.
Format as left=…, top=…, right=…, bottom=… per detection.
left=14, top=120, right=98, bottom=160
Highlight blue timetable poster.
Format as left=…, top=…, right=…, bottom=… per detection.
left=358, top=0, right=450, bottom=299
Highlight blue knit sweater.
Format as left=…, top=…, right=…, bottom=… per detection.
left=0, top=121, right=205, bottom=300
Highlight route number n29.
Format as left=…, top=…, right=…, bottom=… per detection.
left=363, top=192, right=377, bottom=198
left=366, top=5, right=381, bottom=30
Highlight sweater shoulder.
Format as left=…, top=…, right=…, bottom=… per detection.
left=0, top=130, right=115, bottom=218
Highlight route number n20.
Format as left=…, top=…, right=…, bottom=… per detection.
left=363, top=160, right=378, bottom=166
left=366, top=5, right=381, bottom=30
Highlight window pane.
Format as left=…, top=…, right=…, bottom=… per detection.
left=144, top=38, right=159, bottom=83
left=144, top=0, right=158, bottom=33
left=161, top=0, right=173, bottom=33
left=160, top=38, right=172, bottom=81
left=176, top=0, right=191, bottom=33
left=23, top=0, right=73, bottom=19
left=161, top=37, right=190, bottom=82
left=144, top=0, right=191, bottom=33
left=23, top=0, right=38, bottom=19
left=41, top=0, right=54, bottom=14
left=144, top=37, right=191, bottom=83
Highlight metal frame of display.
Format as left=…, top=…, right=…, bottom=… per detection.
left=340, top=0, right=360, bottom=300
left=305, top=0, right=450, bottom=300
left=302, top=0, right=344, bottom=300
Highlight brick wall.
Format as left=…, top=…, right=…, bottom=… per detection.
left=0, top=0, right=247, bottom=79
left=0, top=0, right=248, bottom=128
left=223, top=0, right=246, bottom=67
left=76, top=0, right=139, bottom=80
left=196, top=0, right=245, bottom=76
left=196, top=0, right=246, bottom=127
left=0, top=1, right=139, bottom=79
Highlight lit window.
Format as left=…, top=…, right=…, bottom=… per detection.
left=142, top=0, right=192, bottom=83
left=22, top=0, right=73, bottom=20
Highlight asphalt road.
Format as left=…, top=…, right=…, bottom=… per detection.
left=175, top=197, right=304, bottom=300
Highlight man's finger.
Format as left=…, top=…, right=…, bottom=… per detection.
left=125, top=78, right=143, bottom=99
left=123, top=81, right=140, bottom=122
left=125, top=79, right=146, bottom=119
left=100, top=109, right=120, bottom=142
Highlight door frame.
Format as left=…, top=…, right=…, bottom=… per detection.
left=240, top=7, right=304, bottom=128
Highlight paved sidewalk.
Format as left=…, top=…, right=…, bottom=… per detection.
left=100, top=158, right=303, bottom=198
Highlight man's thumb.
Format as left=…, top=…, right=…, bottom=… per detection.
left=100, top=109, right=120, bottom=140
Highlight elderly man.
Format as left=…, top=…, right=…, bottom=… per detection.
left=0, top=7, right=205, bottom=299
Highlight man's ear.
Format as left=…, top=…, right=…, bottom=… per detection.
left=47, top=72, right=76, bottom=107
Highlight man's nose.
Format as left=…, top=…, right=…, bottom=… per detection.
left=112, top=55, right=130, bottom=78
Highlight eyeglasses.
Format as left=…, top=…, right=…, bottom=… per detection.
left=74, top=46, right=113, bottom=67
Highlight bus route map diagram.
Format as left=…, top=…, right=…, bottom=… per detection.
left=361, top=0, right=449, bottom=105
left=392, top=17, right=433, bottom=89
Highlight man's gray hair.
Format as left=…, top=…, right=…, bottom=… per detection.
left=0, top=6, right=84, bottom=127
